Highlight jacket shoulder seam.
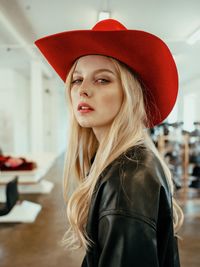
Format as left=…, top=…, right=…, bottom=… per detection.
left=98, top=209, right=157, bottom=231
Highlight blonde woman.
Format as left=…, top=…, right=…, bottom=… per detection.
left=35, top=19, right=184, bottom=267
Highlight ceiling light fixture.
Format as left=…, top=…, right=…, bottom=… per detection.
left=98, top=11, right=110, bottom=22
left=187, top=27, right=200, bottom=45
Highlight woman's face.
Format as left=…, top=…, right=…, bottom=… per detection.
left=70, top=55, right=123, bottom=141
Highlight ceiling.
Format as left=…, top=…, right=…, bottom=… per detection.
left=0, top=0, right=200, bottom=86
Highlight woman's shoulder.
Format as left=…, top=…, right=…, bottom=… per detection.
left=101, top=144, right=163, bottom=188
left=121, top=145, right=167, bottom=187
left=97, top=145, right=171, bottom=222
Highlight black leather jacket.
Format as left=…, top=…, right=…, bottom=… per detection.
left=81, top=145, right=181, bottom=267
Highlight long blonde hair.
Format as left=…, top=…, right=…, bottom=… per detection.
left=62, top=56, right=184, bottom=250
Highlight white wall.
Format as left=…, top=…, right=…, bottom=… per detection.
left=179, top=77, right=200, bottom=131
left=42, top=77, right=68, bottom=155
left=0, top=68, right=29, bottom=154
left=0, top=67, right=68, bottom=157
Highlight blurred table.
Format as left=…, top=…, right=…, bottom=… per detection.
left=0, top=153, right=56, bottom=184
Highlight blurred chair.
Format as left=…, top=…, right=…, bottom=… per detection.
left=0, top=176, right=19, bottom=216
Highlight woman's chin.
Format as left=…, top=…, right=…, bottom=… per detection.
left=78, top=121, right=94, bottom=128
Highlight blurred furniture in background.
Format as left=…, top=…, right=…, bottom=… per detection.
left=0, top=152, right=55, bottom=194
left=151, top=121, right=200, bottom=204
left=0, top=176, right=19, bottom=216
left=0, top=153, right=56, bottom=223
left=0, top=152, right=56, bottom=184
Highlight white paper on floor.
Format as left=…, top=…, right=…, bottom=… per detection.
left=0, top=200, right=42, bottom=223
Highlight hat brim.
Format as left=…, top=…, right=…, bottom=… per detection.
left=35, top=29, right=178, bottom=127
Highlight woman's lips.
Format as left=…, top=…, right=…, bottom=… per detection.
left=78, top=109, right=94, bottom=114
left=77, top=102, right=95, bottom=114
left=77, top=102, right=94, bottom=110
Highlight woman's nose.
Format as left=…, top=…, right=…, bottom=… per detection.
left=80, top=90, right=90, bottom=97
left=79, top=81, right=92, bottom=97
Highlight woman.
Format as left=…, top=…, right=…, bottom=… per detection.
left=35, top=19, right=184, bottom=267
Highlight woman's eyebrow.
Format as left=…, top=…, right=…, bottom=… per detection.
left=73, top=68, right=116, bottom=75
left=94, top=69, right=115, bottom=75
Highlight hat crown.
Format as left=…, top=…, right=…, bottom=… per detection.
left=92, top=19, right=127, bottom=31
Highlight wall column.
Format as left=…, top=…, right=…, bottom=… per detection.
left=30, top=60, right=44, bottom=153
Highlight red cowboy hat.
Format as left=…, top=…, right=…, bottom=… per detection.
left=35, top=19, right=178, bottom=128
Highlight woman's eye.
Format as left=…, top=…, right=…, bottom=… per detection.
left=96, top=79, right=110, bottom=84
left=71, top=79, right=82, bottom=84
